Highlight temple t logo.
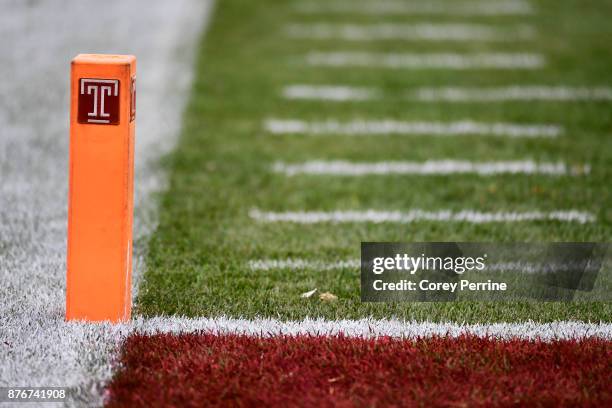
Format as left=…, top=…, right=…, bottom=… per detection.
left=78, top=78, right=120, bottom=125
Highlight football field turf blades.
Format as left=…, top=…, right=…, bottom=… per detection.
left=136, top=0, right=611, bottom=323
left=119, top=1, right=611, bottom=402
left=107, top=333, right=611, bottom=407
left=1, top=0, right=610, bottom=405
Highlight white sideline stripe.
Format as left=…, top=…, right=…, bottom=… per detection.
left=286, top=23, right=536, bottom=42
left=265, top=119, right=562, bottom=138
left=249, top=259, right=361, bottom=271
left=293, top=0, right=534, bottom=16
left=273, top=161, right=590, bottom=177
left=306, top=52, right=545, bottom=69
left=249, top=209, right=596, bottom=224
left=130, top=317, right=612, bottom=341
left=415, top=86, right=612, bottom=101
left=283, top=85, right=378, bottom=101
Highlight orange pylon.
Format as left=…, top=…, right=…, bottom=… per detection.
left=66, top=54, right=136, bottom=322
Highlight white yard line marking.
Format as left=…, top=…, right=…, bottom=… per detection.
left=415, top=86, right=612, bottom=101
left=249, top=259, right=594, bottom=275
left=249, top=259, right=361, bottom=271
left=283, top=85, right=378, bottom=101
left=249, top=209, right=596, bottom=224
left=273, top=161, right=589, bottom=176
left=286, top=23, right=535, bottom=42
left=282, top=85, right=612, bottom=103
left=293, top=0, right=534, bottom=16
left=131, top=317, right=612, bottom=341
left=306, top=52, right=545, bottom=69
left=265, top=119, right=562, bottom=138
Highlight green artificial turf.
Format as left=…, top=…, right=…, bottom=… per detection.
left=136, top=0, right=612, bottom=322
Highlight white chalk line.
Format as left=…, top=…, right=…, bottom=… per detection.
left=305, top=52, right=545, bottom=69
left=281, top=85, right=612, bottom=103
left=283, top=85, right=379, bottom=101
left=286, top=23, right=536, bottom=42
left=265, top=119, right=562, bottom=138
left=249, top=259, right=603, bottom=275
left=125, top=317, right=612, bottom=341
left=273, top=160, right=590, bottom=177
left=249, top=209, right=596, bottom=224
left=52, top=316, right=612, bottom=350
left=415, top=86, right=612, bottom=102
left=293, top=0, right=534, bottom=16
left=60, top=317, right=612, bottom=342
left=249, top=258, right=361, bottom=271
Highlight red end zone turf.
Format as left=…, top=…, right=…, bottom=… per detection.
left=106, top=333, right=611, bottom=407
